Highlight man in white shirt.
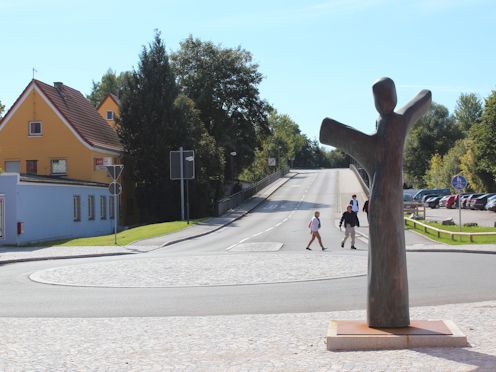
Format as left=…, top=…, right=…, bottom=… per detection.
left=306, top=211, right=327, bottom=251
left=350, top=194, right=359, bottom=214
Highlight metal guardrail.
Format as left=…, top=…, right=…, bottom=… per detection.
left=404, top=217, right=496, bottom=242
left=215, top=167, right=290, bottom=216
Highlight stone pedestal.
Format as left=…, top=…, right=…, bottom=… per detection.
left=327, top=320, right=467, bottom=351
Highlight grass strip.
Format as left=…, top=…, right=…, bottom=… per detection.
left=43, top=219, right=204, bottom=247
left=405, top=219, right=496, bottom=245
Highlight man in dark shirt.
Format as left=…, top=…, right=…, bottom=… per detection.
left=339, top=205, right=359, bottom=249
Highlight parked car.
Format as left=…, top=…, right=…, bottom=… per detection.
left=459, top=194, right=472, bottom=208
left=413, top=188, right=450, bottom=202
left=438, top=195, right=451, bottom=208
left=425, top=196, right=442, bottom=209
left=445, top=195, right=458, bottom=209
left=463, top=193, right=483, bottom=209
left=485, top=195, right=496, bottom=212
left=421, top=193, right=440, bottom=204
left=471, top=193, right=496, bottom=210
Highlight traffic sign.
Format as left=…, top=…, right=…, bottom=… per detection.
left=170, top=150, right=195, bottom=180
left=451, top=175, right=467, bottom=190
left=108, top=182, right=122, bottom=195
left=106, top=165, right=124, bottom=180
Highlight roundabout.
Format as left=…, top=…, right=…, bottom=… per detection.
left=29, top=252, right=367, bottom=288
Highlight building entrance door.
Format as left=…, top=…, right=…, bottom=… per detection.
left=5, top=161, right=20, bottom=173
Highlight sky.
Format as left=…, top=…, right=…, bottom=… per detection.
left=1, top=0, right=495, bottom=143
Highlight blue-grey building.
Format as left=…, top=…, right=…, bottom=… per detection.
left=0, top=173, right=115, bottom=246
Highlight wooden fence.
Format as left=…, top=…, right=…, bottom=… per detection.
left=404, top=217, right=496, bottom=242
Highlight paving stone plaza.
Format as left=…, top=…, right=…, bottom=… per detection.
left=1, top=301, right=495, bottom=370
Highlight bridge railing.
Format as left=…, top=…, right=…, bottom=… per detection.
left=215, top=167, right=289, bottom=216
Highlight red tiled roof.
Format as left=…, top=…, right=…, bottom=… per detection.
left=34, top=80, right=122, bottom=152
left=96, top=93, right=121, bottom=111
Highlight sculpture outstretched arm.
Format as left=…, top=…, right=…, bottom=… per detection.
left=397, top=90, right=432, bottom=132
left=320, top=118, right=375, bottom=174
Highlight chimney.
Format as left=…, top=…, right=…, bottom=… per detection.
left=54, top=82, right=65, bottom=99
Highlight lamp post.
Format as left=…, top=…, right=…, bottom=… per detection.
left=230, top=151, right=237, bottom=182
left=185, top=155, right=194, bottom=224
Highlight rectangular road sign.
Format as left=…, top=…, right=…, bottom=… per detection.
left=170, top=150, right=195, bottom=180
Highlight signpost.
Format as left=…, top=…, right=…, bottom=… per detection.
left=106, top=165, right=124, bottom=244
left=170, top=148, right=195, bottom=222
left=451, top=175, right=467, bottom=232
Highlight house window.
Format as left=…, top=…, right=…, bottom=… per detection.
left=51, top=159, right=67, bottom=175
left=73, top=195, right=81, bottom=222
left=88, top=195, right=95, bottom=220
left=100, top=195, right=107, bottom=219
left=26, top=160, right=38, bottom=175
left=109, top=196, right=115, bottom=219
left=28, top=121, right=43, bottom=136
left=106, top=111, right=114, bottom=120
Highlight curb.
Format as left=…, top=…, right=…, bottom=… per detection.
left=0, top=172, right=299, bottom=265
left=0, top=252, right=135, bottom=266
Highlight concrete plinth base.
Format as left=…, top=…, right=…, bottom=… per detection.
left=327, top=320, right=467, bottom=351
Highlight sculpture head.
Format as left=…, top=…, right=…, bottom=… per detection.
left=373, top=77, right=397, bottom=115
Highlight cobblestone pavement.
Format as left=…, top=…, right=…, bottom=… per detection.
left=29, top=253, right=367, bottom=287
left=0, top=301, right=495, bottom=371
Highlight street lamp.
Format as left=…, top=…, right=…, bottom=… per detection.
left=230, top=151, right=237, bottom=182
left=185, top=155, right=194, bottom=224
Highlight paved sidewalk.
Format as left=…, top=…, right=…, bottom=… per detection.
left=0, top=172, right=297, bottom=264
left=1, top=301, right=495, bottom=370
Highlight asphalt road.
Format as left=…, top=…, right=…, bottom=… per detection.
left=1, top=169, right=495, bottom=318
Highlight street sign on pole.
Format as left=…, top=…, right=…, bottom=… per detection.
left=105, top=165, right=124, bottom=245
left=170, top=149, right=195, bottom=221
left=106, top=164, right=124, bottom=180
left=451, top=175, right=467, bottom=190
left=170, top=150, right=195, bottom=180
left=268, top=158, right=276, bottom=167
left=108, top=182, right=122, bottom=196
left=451, top=175, right=467, bottom=233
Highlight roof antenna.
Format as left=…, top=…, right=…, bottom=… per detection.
left=32, top=67, right=37, bottom=80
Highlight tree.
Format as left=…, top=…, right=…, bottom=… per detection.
left=171, top=36, right=271, bottom=179
left=404, top=103, right=462, bottom=188
left=454, top=93, right=483, bottom=134
left=118, top=32, right=180, bottom=222
left=173, top=94, right=225, bottom=215
left=87, top=68, right=131, bottom=107
left=460, top=139, right=485, bottom=192
left=466, top=89, right=496, bottom=191
left=326, top=149, right=351, bottom=168
left=0, top=99, right=5, bottom=118
left=424, top=140, right=468, bottom=189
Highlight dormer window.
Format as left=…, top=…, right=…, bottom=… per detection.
left=28, top=121, right=42, bottom=136
left=106, top=111, right=114, bottom=120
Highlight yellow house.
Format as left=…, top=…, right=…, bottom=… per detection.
left=0, top=79, right=122, bottom=183
left=97, top=93, right=120, bottom=130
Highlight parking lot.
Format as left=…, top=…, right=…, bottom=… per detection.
left=423, top=206, right=496, bottom=228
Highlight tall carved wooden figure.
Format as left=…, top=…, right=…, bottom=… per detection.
left=320, top=78, right=431, bottom=327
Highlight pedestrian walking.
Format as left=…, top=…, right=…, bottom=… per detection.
left=350, top=194, right=359, bottom=214
left=363, top=199, right=369, bottom=222
left=306, top=211, right=327, bottom=251
left=339, top=205, right=359, bottom=249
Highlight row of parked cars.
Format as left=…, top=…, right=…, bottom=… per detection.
left=407, top=188, right=496, bottom=211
